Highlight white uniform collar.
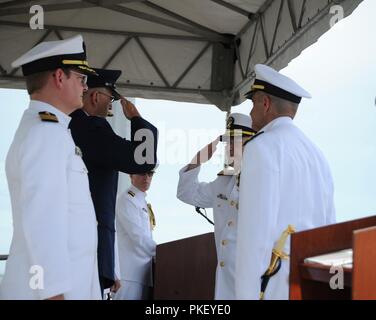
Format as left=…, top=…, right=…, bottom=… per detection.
left=260, top=116, right=293, bottom=132
left=29, top=100, right=71, bottom=128
left=129, top=184, right=147, bottom=200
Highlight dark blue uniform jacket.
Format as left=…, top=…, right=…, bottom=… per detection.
left=69, top=109, right=158, bottom=289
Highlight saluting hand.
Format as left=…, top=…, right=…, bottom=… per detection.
left=120, top=97, right=141, bottom=120
left=186, top=137, right=220, bottom=172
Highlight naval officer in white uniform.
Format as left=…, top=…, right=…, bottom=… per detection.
left=177, top=113, right=256, bottom=300
left=114, top=169, right=157, bottom=300
left=236, top=64, right=336, bottom=300
left=0, top=35, right=101, bottom=300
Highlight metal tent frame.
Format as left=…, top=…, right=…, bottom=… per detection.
left=0, top=0, right=363, bottom=110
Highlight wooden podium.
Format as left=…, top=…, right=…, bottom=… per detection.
left=153, top=232, right=217, bottom=300
left=290, top=215, right=376, bottom=300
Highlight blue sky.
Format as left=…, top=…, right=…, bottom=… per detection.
left=1, top=0, right=375, bottom=274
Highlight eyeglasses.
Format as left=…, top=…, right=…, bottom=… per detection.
left=97, top=91, right=115, bottom=103
left=70, top=70, right=87, bottom=85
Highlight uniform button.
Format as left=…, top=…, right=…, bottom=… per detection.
left=221, top=239, right=228, bottom=246
left=227, top=221, right=233, bottom=227
left=220, top=261, right=225, bottom=268
left=217, top=204, right=221, bottom=208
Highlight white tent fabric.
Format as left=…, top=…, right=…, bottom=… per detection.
left=0, top=0, right=363, bottom=110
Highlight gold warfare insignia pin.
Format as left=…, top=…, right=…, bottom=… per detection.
left=226, top=116, right=234, bottom=129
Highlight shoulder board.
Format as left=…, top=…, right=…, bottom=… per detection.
left=39, top=111, right=58, bottom=123
left=243, top=131, right=264, bottom=147
left=128, top=190, right=135, bottom=197
left=217, top=169, right=238, bottom=176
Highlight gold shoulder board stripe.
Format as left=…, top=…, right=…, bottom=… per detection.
left=39, top=111, right=58, bottom=123
left=243, top=131, right=264, bottom=147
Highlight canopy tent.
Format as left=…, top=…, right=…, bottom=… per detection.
left=0, top=0, right=363, bottom=110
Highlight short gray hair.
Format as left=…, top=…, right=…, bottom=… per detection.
left=259, top=92, right=299, bottom=114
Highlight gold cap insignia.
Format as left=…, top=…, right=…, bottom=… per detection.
left=226, top=116, right=234, bottom=129
left=251, top=84, right=265, bottom=91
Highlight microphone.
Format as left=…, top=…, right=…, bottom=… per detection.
left=195, top=207, right=214, bottom=226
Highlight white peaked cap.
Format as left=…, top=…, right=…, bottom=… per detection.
left=245, top=64, right=311, bottom=103
left=221, top=112, right=256, bottom=139
left=228, top=112, right=253, bottom=129
left=12, top=35, right=84, bottom=68
left=11, top=35, right=96, bottom=75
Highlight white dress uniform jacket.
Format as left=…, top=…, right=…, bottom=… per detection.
left=0, top=100, right=101, bottom=300
left=177, top=165, right=239, bottom=300
left=236, top=117, right=336, bottom=300
left=115, top=185, right=156, bottom=299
